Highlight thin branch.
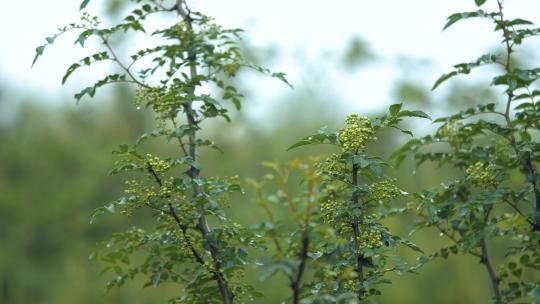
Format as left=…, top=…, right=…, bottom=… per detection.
left=290, top=228, right=309, bottom=304
left=145, top=162, right=208, bottom=268
left=257, top=197, right=284, bottom=253
left=350, top=162, right=365, bottom=300
left=102, top=38, right=150, bottom=89
left=171, top=119, right=190, bottom=157
left=481, top=240, right=503, bottom=304
left=503, top=198, right=535, bottom=226
left=173, top=1, right=234, bottom=302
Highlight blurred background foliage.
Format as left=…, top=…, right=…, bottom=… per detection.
left=0, top=2, right=537, bottom=303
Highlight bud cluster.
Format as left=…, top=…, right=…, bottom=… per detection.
left=369, top=178, right=400, bottom=202
left=339, top=114, right=374, bottom=154
left=135, top=86, right=179, bottom=125
left=145, top=153, right=171, bottom=174
left=81, top=12, right=100, bottom=27
left=320, top=200, right=355, bottom=236
left=465, top=162, right=498, bottom=187
left=316, top=153, right=346, bottom=177
left=124, top=179, right=154, bottom=201
left=437, top=121, right=470, bottom=147
left=357, top=226, right=383, bottom=249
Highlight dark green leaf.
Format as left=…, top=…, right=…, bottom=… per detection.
left=432, top=71, right=458, bottom=90
left=80, top=0, right=90, bottom=10
left=397, top=110, right=432, bottom=120
left=474, top=0, right=487, bottom=7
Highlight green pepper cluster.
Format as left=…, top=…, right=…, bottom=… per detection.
left=123, top=179, right=157, bottom=216
left=465, top=162, right=498, bottom=187
left=338, top=114, right=374, bottom=153
left=369, top=178, right=400, bottom=202
left=437, top=121, right=471, bottom=147
left=320, top=200, right=354, bottom=235
left=159, top=177, right=175, bottom=198
left=125, top=180, right=154, bottom=200
left=316, top=153, right=346, bottom=176
left=135, top=86, right=177, bottom=125
left=357, top=227, right=382, bottom=249
left=145, top=153, right=171, bottom=174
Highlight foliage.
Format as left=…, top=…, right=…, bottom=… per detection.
left=282, top=107, right=429, bottom=303
left=33, top=0, right=287, bottom=303
left=394, top=0, right=540, bottom=303
left=29, top=0, right=540, bottom=303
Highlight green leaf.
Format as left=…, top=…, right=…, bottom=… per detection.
left=389, top=103, right=402, bottom=116
left=443, top=11, right=486, bottom=31
left=31, top=45, right=46, bottom=67
left=506, top=18, right=534, bottom=27
left=474, top=0, right=487, bottom=7
left=432, top=71, right=458, bottom=90
left=74, top=74, right=126, bottom=102
left=391, top=126, right=413, bottom=137
left=287, top=129, right=337, bottom=150
left=80, top=0, right=90, bottom=10
left=62, top=63, right=81, bottom=85
left=74, top=29, right=95, bottom=47
left=397, top=110, right=431, bottom=120
left=271, top=72, right=293, bottom=88
left=287, top=139, right=313, bottom=151
left=352, top=155, right=371, bottom=168
left=152, top=267, right=162, bottom=287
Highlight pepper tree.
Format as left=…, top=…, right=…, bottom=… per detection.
left=33, top=0, right=288, bottom=303
left=393, top=0, right=540, bottom=302
left=277, top=108, right=430, bottom=303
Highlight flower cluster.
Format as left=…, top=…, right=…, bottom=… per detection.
left=81, top=12, right=100, bottom=27
left=338, top=114, right=374, bottom=153
left=159, top=177, right=175, bottom=198
left=135, top=86, right=177, bottom=125
left=316, top=153, right=346, bottom=177
left=369, top=179, right=400, bottom=202
left=357, top=226, right=383, bottom=249
left=437, top=121, right=471, bottom=147
left=145, top=153, right=171, bottom=174
left=320, top=200, right=350, bottom=233
left=123, top=179, right=157, bottom=216
left=125, top=180, right=155, bottom=201
left=465, top=162, right=498, bottom=187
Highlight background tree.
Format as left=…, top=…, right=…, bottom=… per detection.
left=395, top=0, right=540, bottom=302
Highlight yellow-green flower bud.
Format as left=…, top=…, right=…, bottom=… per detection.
left=338, top=114, right=374, bottom=153
left=465, top=162, right=498, bottom=187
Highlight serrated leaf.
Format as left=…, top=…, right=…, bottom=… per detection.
left=443, top=10, right=490, bottom=31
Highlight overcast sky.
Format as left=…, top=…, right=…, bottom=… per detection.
left=1, top=0, right=539, bottom=113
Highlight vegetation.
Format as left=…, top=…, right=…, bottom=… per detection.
left=14, top=0, right=540, bottom=303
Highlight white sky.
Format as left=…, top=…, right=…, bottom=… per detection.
left=1, top=0, right=540, bottom=114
